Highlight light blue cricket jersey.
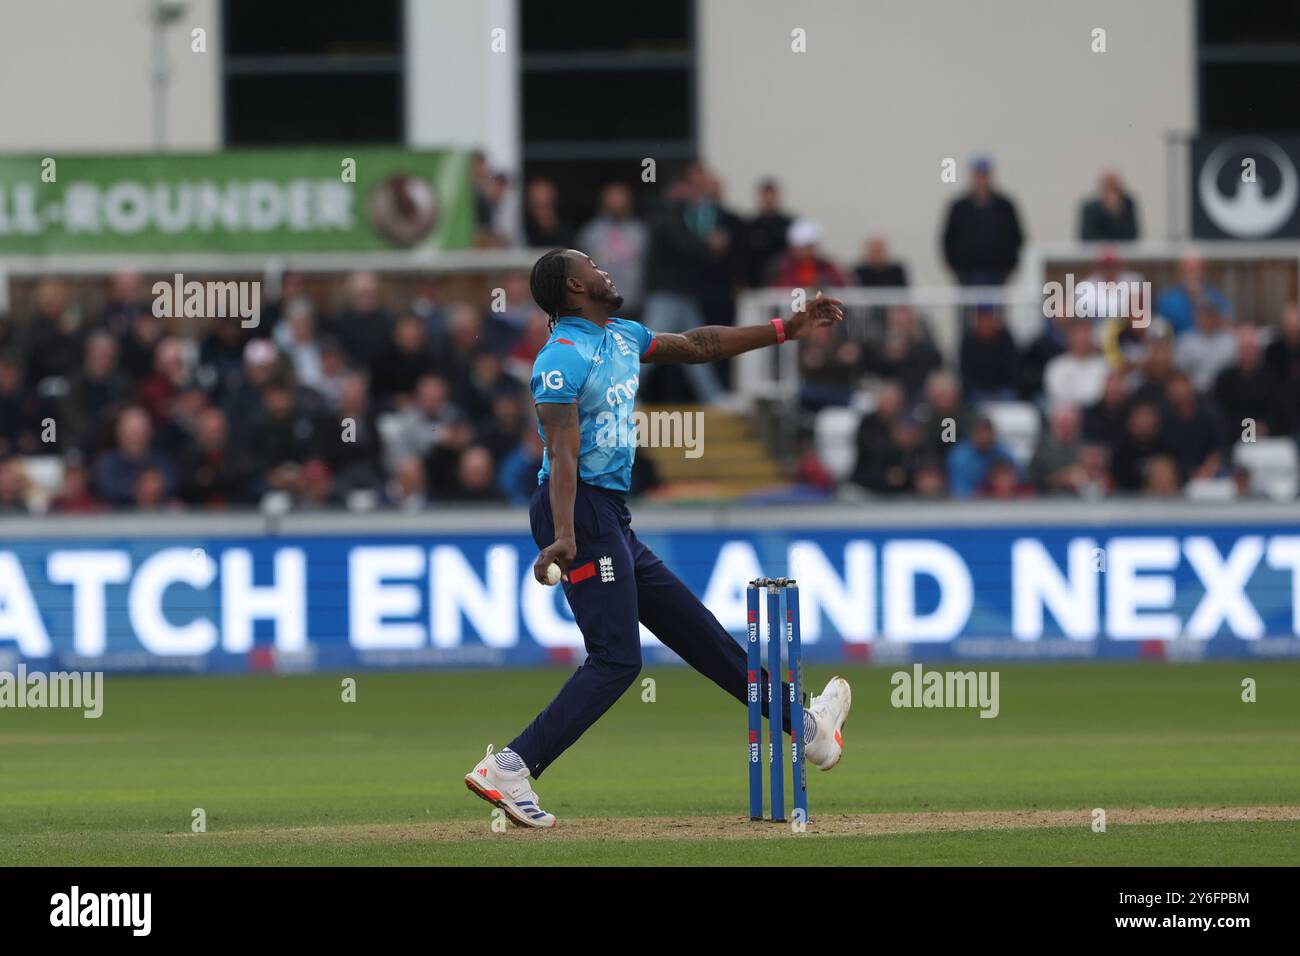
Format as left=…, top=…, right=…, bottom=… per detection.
left=531, top=315, right=657, bottom=493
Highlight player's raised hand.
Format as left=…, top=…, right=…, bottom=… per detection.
left=786, top=291, right=845, bottom=340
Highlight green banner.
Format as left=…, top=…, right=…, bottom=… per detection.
left=0, top=148, right=474, bottom=254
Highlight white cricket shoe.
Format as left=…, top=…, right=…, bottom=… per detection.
left=803, top=676, right=852, bottom=771
left=464, top=745, right=557, bottom=828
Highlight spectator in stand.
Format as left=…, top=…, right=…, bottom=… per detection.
left=1076, top=444, right=1114, bottom=499
left=913, top=462, right=948, bottom=498
left=498, top=427, right=545, bottom=506
left=98, top=269, right=149, bottom=339
left=1154, top=250, right=1232, bottom=336
left=852, top=237, right=908, bottom=288
left=313, top=337, right=351, bottom=410
left=1162, top=371, right=1226, bottom=482
left=641, top=175, right=726, bottom=402
left=941, top=156, right=1024, bottom=285
left=471, top=152, right=505, bottom=247
left=523, top=177, right=575, bottom=249
left=133, top=465, right=178, bottom=511
left=457, top=351, right=512, bottom=423
left=1029, top=404, right=1087, bottom=495
left=387, top=455, right=428, bottom=510
left=64, top=332, right=132, bottom=454
left=797, top=321, right=862, bottom=412
left=859, top=416, right=927, bottom=496
left=197, top=314, right=250, bottom=403
left=577, top=182, right=648, bottom=317
left=223, top=338, right=282, bottom=432
left=118, top=308, right=165, bottom=382
left=1043, top=319, right=1109, bottom=411
left=694, top=169, right=744, bottom=329
left=1264, top=302, right=1300, bottom=381
left=1078, top=169, right=1140, bottom=241
left=1131, top=335, right=1178, bottom=406
left=179, top=407, right=250, bottom=507
left=0, top=353, right=43, bottom=458
left=477, top=388, right=528, bottom=463
left=332, top=271, right=393, bottom=371
left=1110, top=401, right=1171, bottom=492
left=425, top=411, right=475, bottom=499
left=324, top=370, right=384, bottom=496
left=49, top=458, right=105, bottom=513
left=1215, top=324, right=1290, bottom=439
left=447, top=445, right=505, bottom=501
left=246, top=371, right=327, bottom=503
left=257, top=271, right=308, bottom=339
left=959, top=305, right=1019, bottom=402
left=484, top=172, right=516, bottom=246
left=380, top=372, right=458, bottom=472
left=792, top=429, right=836, bottom=494
left=93, top=406, right=176, bottom=507
left=484, top=273, right=540, bottom=355
left=1175, top=304, right=1237, bottom=392
left=1083, top=371, right=1132, bottom=446
left=371, top=312, right=438, bottom=407
left=1019, top=312, right=1066, bottom=400
left=1074, top=247, right=1148, bottom=321
left=505, top=311, right=551, bottom=381
left=870, top=306, right=941, bottom=401
left=0, top=457, right=30, bottom=513
left=296, top=459, right=335, bottom=510
left=1100, top=315, right=1171, bottom=375
left=849, top=381, right=907, bottom=489
left=273, top=298, right=325, bottom=391
left=770, top=218, right=848, bottom=289
left=1143, top=456, right=1183, bottom=497
left=20, top=280, right=82, bottom=386
left=136, top=336, right=190, bottom=425
left=947, top=415, right=1017, bottom=498
left=920, top=370, right=973, bottom=461
left=978, top=459, right=1033, bottom=498
left=741, top=178, right=792, bottom=288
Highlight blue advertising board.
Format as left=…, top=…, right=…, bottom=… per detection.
left=3, top=515, right=1300, bottom=672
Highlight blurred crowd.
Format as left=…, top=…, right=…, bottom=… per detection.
left=0, top=270, right=605, bottom=513
left=0, top=152, right=1294, bottom=511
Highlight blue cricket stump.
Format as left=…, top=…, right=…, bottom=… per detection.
left=766, top=580, right=785, bottom=822
left=746, top=580, right=763, bottom=820
left=787, top=583, right=808, bottom=820
left=746, top=577, right=807, bottom=823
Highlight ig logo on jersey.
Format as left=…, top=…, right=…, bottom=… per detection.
left=542, top=370, right=564, bottom=390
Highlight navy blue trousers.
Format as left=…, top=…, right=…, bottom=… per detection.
left=509, top=481, right=793, bottom=777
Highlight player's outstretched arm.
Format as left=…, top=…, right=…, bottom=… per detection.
left=644, top=291, right=844, bottom=365
left=533, top=402, right=580, bottom=584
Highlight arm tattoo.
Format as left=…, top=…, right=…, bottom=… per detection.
left=686, top=327, right=723, bottom=362
left=536, top=402, right=578, bottom=430
left=648, top=328, right=723, bottom=364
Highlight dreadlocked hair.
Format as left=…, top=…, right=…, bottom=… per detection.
left=530, top=248, right=570, bottom=332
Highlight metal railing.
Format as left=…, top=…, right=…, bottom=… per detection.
left=734, top=285, right=1041, bottom=406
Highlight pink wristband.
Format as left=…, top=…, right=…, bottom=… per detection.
left=770, top=317, right=786, bottom=344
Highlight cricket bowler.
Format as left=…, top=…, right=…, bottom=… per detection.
left=464, top=248, right=854, bottom=827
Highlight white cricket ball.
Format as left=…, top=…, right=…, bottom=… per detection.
left=546, top=563, right=563, bottom=586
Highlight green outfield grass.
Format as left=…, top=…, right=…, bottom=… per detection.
left=1, top=662, right=1298, bottom=865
